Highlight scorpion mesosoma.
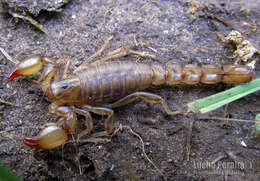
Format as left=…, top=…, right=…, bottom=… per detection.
left=8, top=38, right=254, bottom=150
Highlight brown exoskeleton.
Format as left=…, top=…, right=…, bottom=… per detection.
left=8, top=37, right=254, bottom=149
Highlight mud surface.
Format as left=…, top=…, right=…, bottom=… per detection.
left=0, top=0, right=260, bottom=180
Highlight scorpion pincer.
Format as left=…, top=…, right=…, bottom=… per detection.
left=8, top=40, right=254, bottom=150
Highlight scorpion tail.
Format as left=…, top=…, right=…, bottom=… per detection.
left=151, top=63, right=253, bottom=86
left=8, top=55, right=43, bottom=82
left=164, top=64, right=254, bottom=85
left=24, top=125, right=68, bottom=150
left=152, top=64, right=254, bottom=85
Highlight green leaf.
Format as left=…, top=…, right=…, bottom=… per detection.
left=187, top=78, right=260, bottom=114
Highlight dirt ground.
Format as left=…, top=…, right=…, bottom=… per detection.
left=0, top=0, right=260, bottom=180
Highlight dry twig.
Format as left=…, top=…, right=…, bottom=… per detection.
left=0, top=99, right=18, bottom=106
left=185, top=117, right=194, bottom=162
left=198, top=116, right=255, bottom=123
left=0, top=47, right=18, bottom=64
left=113, top=124, right=168, bottom=181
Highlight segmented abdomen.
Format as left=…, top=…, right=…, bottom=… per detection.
left=77, top=61, right=154, bottom=106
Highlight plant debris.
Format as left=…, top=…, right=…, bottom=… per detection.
left=1, top=0, right=71, bottom=16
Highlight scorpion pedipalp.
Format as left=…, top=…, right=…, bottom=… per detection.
left=8, top=55, right=43, bottom=82
left=24, top=125, right=68, bottom=149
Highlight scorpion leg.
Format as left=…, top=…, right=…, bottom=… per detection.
left=74, top=36, right=114, bottom=73
left=60, top=57, right=72, bottom=80
left=73, top=108, right=94, bottom=139
left=80, top=105, right=115, bottom=134
left=104, top=92, right=181, bottom=115
left=74, top=37, right=155, bottom=72
left=92, top=45, right=155, bottom=64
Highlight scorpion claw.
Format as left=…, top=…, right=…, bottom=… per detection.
left=24, top=125, right=68, bottom=150
left=24, top=137, right=41, bottom=149
left=8, top=69, right=21, bottom=82
left=8, top=55, right=43, bottom=82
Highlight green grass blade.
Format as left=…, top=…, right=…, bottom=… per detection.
left=0, top=164, right=22, bottom=181
left=187, top=78, right=260, bottom=114
left=11, top=12, right=47, bottom=34
left=255, top=114, right=260, bottom=132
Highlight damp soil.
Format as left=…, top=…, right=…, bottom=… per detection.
left=0, top=0, right=260, bottom=181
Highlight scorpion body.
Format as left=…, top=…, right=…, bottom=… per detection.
left=49, top=61, right=253, bottom=107
left=8, top=39, right=254, bottom=150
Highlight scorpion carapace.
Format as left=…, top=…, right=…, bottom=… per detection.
left=8, top=39, right=254, bottom=149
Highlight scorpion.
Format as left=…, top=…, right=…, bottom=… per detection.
left=7, top=37, right=254, bottom=150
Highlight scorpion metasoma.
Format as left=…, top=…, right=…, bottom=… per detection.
left=8, top=37, right=254, bottom=149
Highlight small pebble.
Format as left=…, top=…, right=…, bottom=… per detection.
left=25, top=105, right=33, bottom=110
left=241, top=140, right=247, bottom=148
